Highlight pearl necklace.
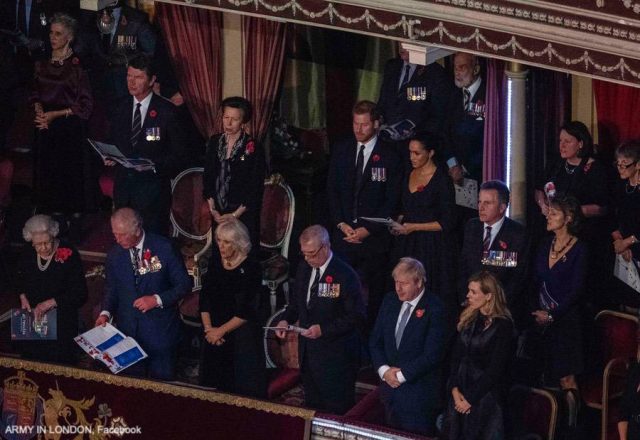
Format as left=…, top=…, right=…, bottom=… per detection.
left=37, top=240, right=59, bottom=272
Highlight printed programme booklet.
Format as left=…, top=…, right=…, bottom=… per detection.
left=75, top=323, right=148, bottom=374
left=11, top=308, right=57, bottom=340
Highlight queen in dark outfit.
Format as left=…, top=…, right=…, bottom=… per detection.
left=203, top=96, right=264, bottom=247
left=15, top=215, right=88, bottom=364
left=390, top=133, right=456, bottom=309
left=30, top=13, right=93, bottom=230
left=446, top=271, right=514, bottom=439
left=199, top=219, right=267, bottom=398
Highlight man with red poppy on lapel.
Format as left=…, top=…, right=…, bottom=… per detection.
left=326, top=100, right=403, bottom=330
left=276, top=225, right=366, bottom=414
left=369, top=257, right=449, bottom=436
left=96, top=208, right=191, bottom=380
left=105, top=53, right=187, bottom=235
left=458, top=180, right=530, bottom=328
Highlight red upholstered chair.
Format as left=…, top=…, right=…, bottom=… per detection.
left=260, top=174, right=295, bottom=314
left=582, top=310, right=639, bottom=440
left=170, top=168, right=213, bottom=327
left=99, top=167, right=115, bottom=199
left=264, top=307, right=300, bottom=399
left=508, top=385, right=558, bottom=440
left=343, top=386, right=385, bottom=424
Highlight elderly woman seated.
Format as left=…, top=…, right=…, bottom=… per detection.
left=199, top=219, right=267, bottom=398
left=15, top=214, right=87, bottom=364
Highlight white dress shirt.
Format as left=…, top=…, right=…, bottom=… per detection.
left=132, top=91, right=153, bottom=127
left=484, top=215, right=506, bottom=249
left=355, top=135, right=378, bottom=174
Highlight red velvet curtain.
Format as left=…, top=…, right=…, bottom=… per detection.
left=483, top=59, right=506, bottom=182
left=155, top=3, right=222, bottom=138
left=242, top=17, right=288, bottom=143
left=593, top=79, right=640, bottom=151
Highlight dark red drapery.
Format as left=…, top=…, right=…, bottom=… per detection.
left=593, top=79, right=640, bottom=151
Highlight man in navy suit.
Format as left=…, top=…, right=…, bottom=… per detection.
left=459, top=180, right=530, bottom=327
left=96, top=208, right=191, bottom=380
left=326, top=100, right=402, bottom=328
left=105, top=53, right=187, bottom=235
left=276, top=225, right=366, bottom=414
left=369, top=257, right=449, bottom=436
left=377, top=43, right=452, bottom=139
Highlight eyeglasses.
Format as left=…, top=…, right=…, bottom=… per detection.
left=615, top=160, right=638, bottom=169
left=301, top=244, right=324, bottom=258
left=32, top=239, right=53, bottom=249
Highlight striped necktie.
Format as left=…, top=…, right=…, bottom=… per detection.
left=131, top=102, right=142, bottom=149
left=483, top=226, right=492, bottom=251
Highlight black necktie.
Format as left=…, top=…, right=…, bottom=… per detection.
left=131, top=102, right=142, bottom=149
left=131, top=248, right=140, bottom=273
left=463, top=88, right=471, bottom=110
left=399, top=64, right=411, bottom=90
left=483, top=226, right=492, bottom=251
left=102, top=32, right=112, bottom=53
left=17, top=0, right=27, bottom=34
left=308, top=269, right=320, bottom=306
left=353, top=144, right=366, bottom=221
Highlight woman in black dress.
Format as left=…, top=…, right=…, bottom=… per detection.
left=30, top=13, right=93, bottom=237
left=532, top=196, right=586, bottom=400
left=618, top=359, right=640, bottom=440
left=534, top=121, right=610, bottom=307
left=446, top=271, right=514, bottom=439
left=203, top=97, right=264, bottom=247
left=611, top=140, right=640, bottom=308
left=390, top=133, right=456, bottom=307
left=15, top=215, right=88, bottom=364
left=199, top=219, right=267, bottom=398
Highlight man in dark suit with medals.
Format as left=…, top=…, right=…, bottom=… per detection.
left=458, top=180, right=530, bottom=327
left=276, top=225, right=366, bottom=414
left=105, top=53, right=187, bottom=235
left=377, top=44, right=452, bottom=141
left=96, top=208, right=191, bottom=380
left=369, top=257, right=449, bottom=436
left=326, top=100, right=403, bottom=329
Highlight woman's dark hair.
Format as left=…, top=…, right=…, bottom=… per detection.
left=221, top=96, right=252, bottom=123
left=616, top=139, right=640, bottom=162
left=550, top=195, right=583, bottom=236
left=408, top=132, right=438, bottom=153
left=560, top=121, right=593, bottom=159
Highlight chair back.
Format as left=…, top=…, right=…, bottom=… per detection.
left=260, top=174, right=295, bottom=257
left=594, top=310, right=639, bottom=366
left=170, top=167, right=212, bottom=239
left=508, top=385, right=558, bottom=440
left=264, top=307, right=299, bottom=369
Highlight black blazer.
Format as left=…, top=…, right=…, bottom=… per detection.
left=377, top=58, right=453, bottom=135
left=442, top=81, right=487, bottom=183
left=109, top=93, right=187, bottom=179
left=459, top=217, right=530, bottom=324
left=327, top=135, right=403, bottom=253
left=282, top=254, right=366, bottom=366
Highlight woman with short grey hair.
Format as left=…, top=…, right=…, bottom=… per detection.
left=199, top=219, right=267, bottom=397
left=15, top=214, right=87, bottom=363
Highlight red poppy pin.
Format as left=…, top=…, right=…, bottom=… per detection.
left=372, top=154, right=381, bottom=162
left=246, top=141, right=255, bottom=155
left=415, top=309, right=425, bottom=318
left=148, top=109, right=157, bottom=118
left=143, top=249, right=152, bottom=261
left=583, top=162, right=592, bottom=173
left=54, top=247, right=73, bottom=263
left=416, top=185, right=425, bottom=192
left=499, top=240, right=508, bottom=250
left=325, top=275, right=333, bottom=284
left=72, top=57, right=79, bottom=65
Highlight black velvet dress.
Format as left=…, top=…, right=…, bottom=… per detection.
left=30, top=56, right=93, bottom=214
left=14, top=241, right=88, bottom=363
left=534, top=237, right=587, bottom=383
left=202, top=133, right=265, bottom=247
left=199, top=257, right=267, bottom=398
left=392, top=167, right=456, bottom=307
left=611, top=178, right=640, bottom=307
left=446, top=316, right=514, bottom=440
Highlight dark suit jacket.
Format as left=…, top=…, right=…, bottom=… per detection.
left=459, top=217, right=530, bottom=325
left=283, top=255, right=365, bottom=365
left=369, top=291, right=449, bottom=418
left=377, top=59, right=453, bottom=136
left=442, top=80, right=487, bottom=183
left=327, top=135, right=402, bottom=254
left=103, top=232, right=191, bottom=353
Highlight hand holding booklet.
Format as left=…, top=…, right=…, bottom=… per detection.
left=263, top=324, right=308, bottom=334
left=88, top=139, right=155, bottom=171
left=75, top=323, right=147, bottom=374
left=359, top=217, right=402, bottom=228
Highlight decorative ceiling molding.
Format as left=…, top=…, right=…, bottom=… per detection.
left=156, top=0, right=640, bottom=87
